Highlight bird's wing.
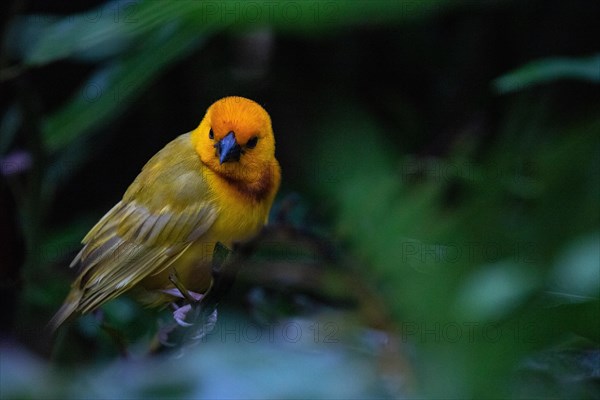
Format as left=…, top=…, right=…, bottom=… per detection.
left=67, top=133, right=218, bottom=315
left=69, top=198, right=217, bottom=314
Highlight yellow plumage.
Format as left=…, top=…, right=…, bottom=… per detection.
left=50, top=96, right=280, bottom=330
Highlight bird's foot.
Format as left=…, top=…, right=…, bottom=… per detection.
left=160, top=288, right=204, bottom=327
left=172, top=303, right=196, bottom=327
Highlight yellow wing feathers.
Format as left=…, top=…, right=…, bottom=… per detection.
left=49, top=134, right=218, bottom=330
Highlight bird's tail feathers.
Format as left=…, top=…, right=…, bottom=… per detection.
left=46, top=291, right=81, bottom=333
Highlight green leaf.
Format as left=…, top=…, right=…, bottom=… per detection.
left=14, top=0, right=459, bottom=66
left=548, top=232, right=600, bottom=301
left=20, top=1, right=206, bottom=65
left=493, top=54, right=600, bottom=94
left=454, top=261, right=539, bottom=320
left=41, top=24, right=206, bottom=153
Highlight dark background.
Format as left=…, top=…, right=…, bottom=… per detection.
left=1, top=1, right=599, bottom=398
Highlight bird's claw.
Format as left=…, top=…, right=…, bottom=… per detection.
left=173, top=304, right=194, bottom=327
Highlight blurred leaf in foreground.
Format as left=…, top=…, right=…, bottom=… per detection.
left=41, top=24, right=207, bottom=153
left=493, top=54, right=600, bottom=94
left=1, top=314, right=391, bottom=399
left=547, top=232, right=600, bottom=303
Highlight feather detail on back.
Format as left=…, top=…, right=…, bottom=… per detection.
left=49, top=134, right=218, bottom=330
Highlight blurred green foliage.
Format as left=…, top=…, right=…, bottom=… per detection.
left=493, top=54, right=600, bottom=93
left=1, top=0, right=599, bottom=398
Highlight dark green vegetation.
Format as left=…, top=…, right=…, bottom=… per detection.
left=1, top=1, right=598, bottom=398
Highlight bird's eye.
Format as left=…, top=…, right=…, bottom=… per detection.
left=246, top=136, right=258, bottom=149
left=209, top=129, right=214, bottom=139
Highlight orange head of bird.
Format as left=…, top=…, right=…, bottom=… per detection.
left=193, top=96, right=276, bottom=183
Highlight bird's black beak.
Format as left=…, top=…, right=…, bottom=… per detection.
left=216, top=131, right=241, bottom=164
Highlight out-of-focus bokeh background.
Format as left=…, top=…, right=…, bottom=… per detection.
left=1, top=0, right=598, bottom=398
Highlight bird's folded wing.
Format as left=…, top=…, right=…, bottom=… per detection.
left=69, top=199, right=217, bottom=314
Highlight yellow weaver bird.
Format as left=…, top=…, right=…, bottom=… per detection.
left=50, top=96, right=281, bottom=331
